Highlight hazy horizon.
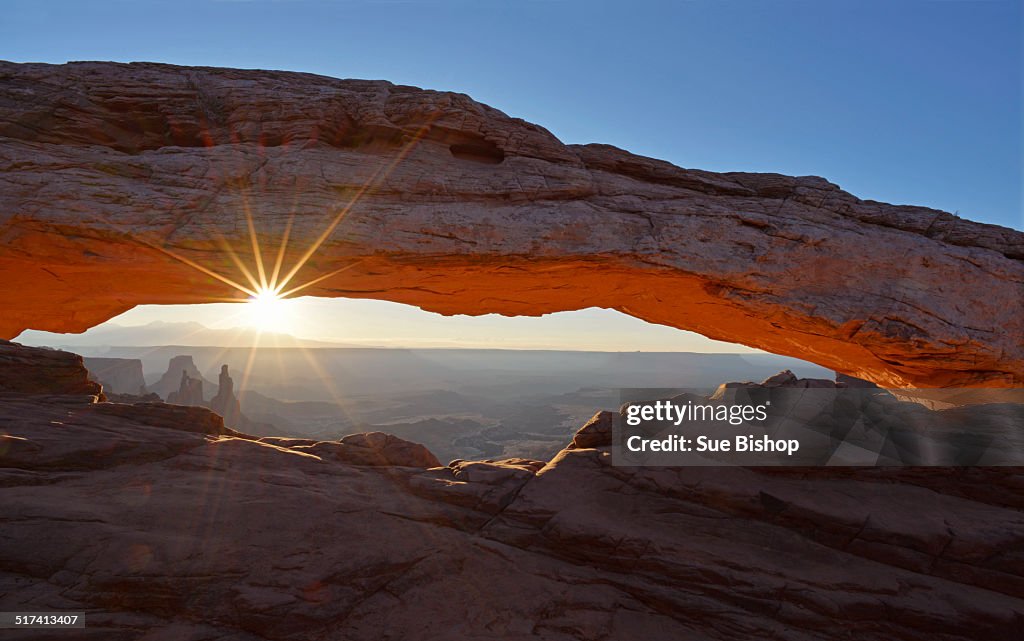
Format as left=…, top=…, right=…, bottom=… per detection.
left=14, top=301, right=764, bottom=353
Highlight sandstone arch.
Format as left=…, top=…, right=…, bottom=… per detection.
left=1, top=61, right=1021, bottom=388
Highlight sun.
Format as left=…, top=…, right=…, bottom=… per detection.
left=138, top=118, right=414, bottom=336
left=245, top=287, right=291, bottom=333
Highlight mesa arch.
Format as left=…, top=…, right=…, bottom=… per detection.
left=1, top=61, right=1021, bottom=388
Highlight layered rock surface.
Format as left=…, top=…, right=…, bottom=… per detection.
left=0, top=339, right=102, bottom=397
left=1, top=61, right=1022, bottom=387
left=1, top=341, right=1023, bottom=640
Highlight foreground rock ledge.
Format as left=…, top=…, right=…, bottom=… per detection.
left=2, top=341, right=1023, bottom=640
left=2, top=61, right=1022, bottom=387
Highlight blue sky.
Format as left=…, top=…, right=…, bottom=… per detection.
left=6, top=0, right=1022, bottom=349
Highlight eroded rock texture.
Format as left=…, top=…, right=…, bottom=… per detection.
left=1, top=341, right=1023, bottom=640
left=0, top=338, right=102, bottom=397
left=1, top=61, right=1022, bottom=387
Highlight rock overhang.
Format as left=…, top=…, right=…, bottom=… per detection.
left=1, top=60, right=1022, bottom=388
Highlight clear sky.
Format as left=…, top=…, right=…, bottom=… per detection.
left=5, top=0, right=1021, bottom=350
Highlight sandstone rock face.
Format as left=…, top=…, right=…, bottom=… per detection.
left=0, top=339, right=102, bottom=397
left=302, top=431, right=442, bottom=468
left=570, top=410, right=614, bottom=449
left=83, top=356, right=147, bottom=395
left=91, top=400, right=240, bottom=438
left=836, top=370, right=880, bottom=388
left=1, top=342, right=1022, bottom=640
left=1, top=61, right=1021, bottom=387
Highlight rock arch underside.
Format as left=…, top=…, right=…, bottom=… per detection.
left=1, top=61, right=1022, bottom=388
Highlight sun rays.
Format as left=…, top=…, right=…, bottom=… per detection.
left=114, top=113, right=444, bottom=429
left=144, top=116, right=437, bottom=322
left=113, top=111, right=443, bottom=420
